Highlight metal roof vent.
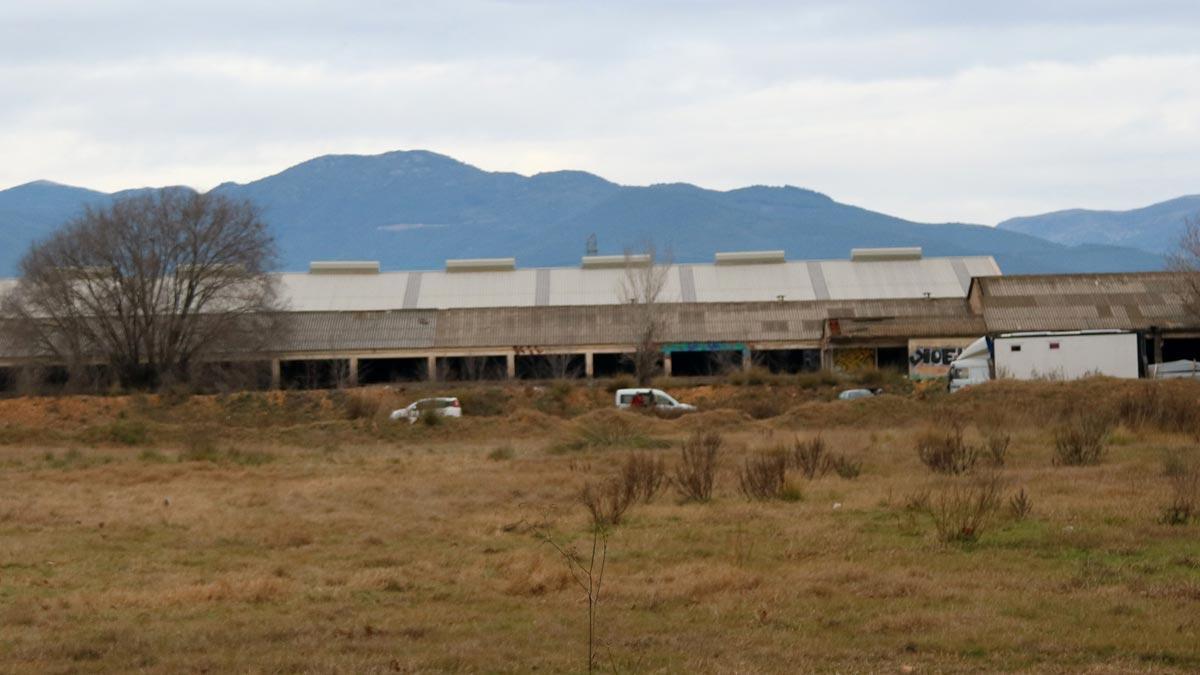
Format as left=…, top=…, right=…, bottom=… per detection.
left=714, top=250, right=786, bottom=265
left=308, top=261, right=380, bottom=274
left=581, top=254, right=651, bottom=269
left=445, top=257, right=516, bottom=272
left=850, top=247, right=923, bottom=262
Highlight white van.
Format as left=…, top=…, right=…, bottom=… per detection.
left=614, top=388, right=696, bottom=412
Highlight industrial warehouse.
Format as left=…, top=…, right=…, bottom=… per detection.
left=0, top=247, right=1198, bottom=390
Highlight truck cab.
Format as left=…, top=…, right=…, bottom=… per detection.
left=947, top=336, right=992, bottom=392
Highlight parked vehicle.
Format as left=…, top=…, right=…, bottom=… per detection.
left=390, top=397, right=463, bottom=423
left=837, top=388, right=881, bottom=400
left=948, top=330, right=1139, bottom=392
left=614, top=388, right=696, bottom=412
left=1149, top=360, right=1200, bottom=379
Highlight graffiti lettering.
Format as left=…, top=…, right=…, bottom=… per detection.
left=909, top=347, right=962, bottom=367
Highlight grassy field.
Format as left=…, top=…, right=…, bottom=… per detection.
left=1, top=377, right=1199, bottom=673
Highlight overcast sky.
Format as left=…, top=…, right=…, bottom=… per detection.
left=2, top=1, right=1199, bottom=224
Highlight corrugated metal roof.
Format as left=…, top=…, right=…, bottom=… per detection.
left=974, top=272, right=1197, bottom=332
left=275, top=255, right=1000, bottom=310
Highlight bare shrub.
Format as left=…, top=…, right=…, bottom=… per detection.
left=487, top=446, right=515, bottom=461
left=792, top=435, right=832, bottom=479
left=831, top=454, right=862, bottom=479
left=455, top=388, right=509, bottom=417
left=621, top=453, right=667, bottom=502
left=1160, top=448, right=1200, bottom=525
left=737, top=450, right=788, bottom=500
left=745, top=399, right=784, bottom=420
left=903, top=488, right=931, bottom=512
left=580, top=477, right=636, bottom=527
left=981, top=428, right=1011, bottom=467
left=558, top=415, right=668, bottom=452
left=915, top=423, right=978, bottom=475
left=537, top=528, right=610, bottom=673
left=927, top=472, right=1004, bottom=544
left=1053, top=411, right=1114, bottom=466
left=674, top=431, right=721, bottom=502
left=1119, top=382, right=1200, bottom=435
left=1008, top=487, right=1033, bottom=521
left=337, top=391, right=382, bottom=420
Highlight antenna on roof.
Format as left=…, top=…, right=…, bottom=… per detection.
left=585, top=233, right=598, bottom=256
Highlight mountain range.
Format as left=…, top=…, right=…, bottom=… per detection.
left=997, top=195, right=1200, bottom=254
left=0, top=150, right=1187, bottom=277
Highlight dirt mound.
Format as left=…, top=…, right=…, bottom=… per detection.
left=668, top=408, right=753, bottom=432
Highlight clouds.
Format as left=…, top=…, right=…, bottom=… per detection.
left=1, top=1, right=1199, bottom=223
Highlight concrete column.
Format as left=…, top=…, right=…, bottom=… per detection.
left=270, top=359, right=281, bottom=390
left=426, top=355, right=438, bottom=381
left=742, top=348, right=753, bottom=372
left=506, top=353, right=516, bottom=379
left=663, top=352, right=673, bottom=377
left=584, top=352, right=595, bottom=378
left=347, top=357, right=359, bottom=387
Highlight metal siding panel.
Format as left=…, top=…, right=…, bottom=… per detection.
left=535, top=269, right=551, bottom=306
left=679, top=266, right=697, bottom=303
left=807, top=262, right=831, bottom=301
left=402, top=272, right=422, bottom=309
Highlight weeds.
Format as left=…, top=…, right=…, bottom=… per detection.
left=1053, top=411, right=1114, bottom=466
left=455, top=389, right=509, bottom=417
left=83, top=419, right=149, bottom=446
left=556, top=416, right=668, bottom=453
left=737, top=450, right=788, bottom=500
left=1160, top=448, right=1200, bottom=525
left=926, top=472, right=1005, bottom=544
left=42, top=448, right=111, bottom=470
left=1117, top=384, right=1200, bottom=435
left=982, top=429, right=1010, bottom=467
left=488, top=446, right=516, bottom=461
left=831, top=454, right=862, bottom=479
left=580, top=477, right=636, bottom=527
left=792, top=435, right=832, bottom=479
left=1008, top=487, right=1033, bottom=521
left=674, top=431, right=721, bottom=502
left=621, top=453, right=667, bottom=502
left=916, top=423, right=978, bottom=475
left=337, top=392, right=381, bottom=420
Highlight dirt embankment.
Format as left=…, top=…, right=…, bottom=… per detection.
left=2, top=377, right=1199, bottom=447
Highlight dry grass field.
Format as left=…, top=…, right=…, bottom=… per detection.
left=1, top=376, right=1199, bottom=673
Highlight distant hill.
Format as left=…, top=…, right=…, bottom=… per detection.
left=0, top=150, right=1168, bottom=276
left=997, top=195, right=1200, bottom=254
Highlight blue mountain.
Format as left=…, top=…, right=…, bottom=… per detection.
left=0, top=150, right=1167, bottom=276
left=997, top=195, right=1200, bottom=254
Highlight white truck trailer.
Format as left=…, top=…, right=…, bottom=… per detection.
left=948, top=330, right=1140, bottom=392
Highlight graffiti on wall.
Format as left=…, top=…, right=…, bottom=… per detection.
left=832, top=348, right=875, bottom=372
left=907, top=338, right=975, bottom=379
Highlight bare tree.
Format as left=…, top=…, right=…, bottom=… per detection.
left=0, top=188, right=283, bottom=390
left=619, top=243, right=672, bottom=385
left=1166, top=215, right=1200, bottom=331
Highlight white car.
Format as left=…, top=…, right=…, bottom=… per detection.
left=389, top=397, right=463, bottom=423
left=837, top=388, right=881, bottom=400
left=614, top=388, right=696, bottom=412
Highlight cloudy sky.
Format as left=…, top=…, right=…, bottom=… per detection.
left=2, top=0, right=1199, bottom=224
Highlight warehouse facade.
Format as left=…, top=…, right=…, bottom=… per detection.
left=2, top=249, right=1197, bottom=391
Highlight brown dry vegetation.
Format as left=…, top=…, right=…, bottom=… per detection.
left=1, top=377, right=1199, bottom=672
